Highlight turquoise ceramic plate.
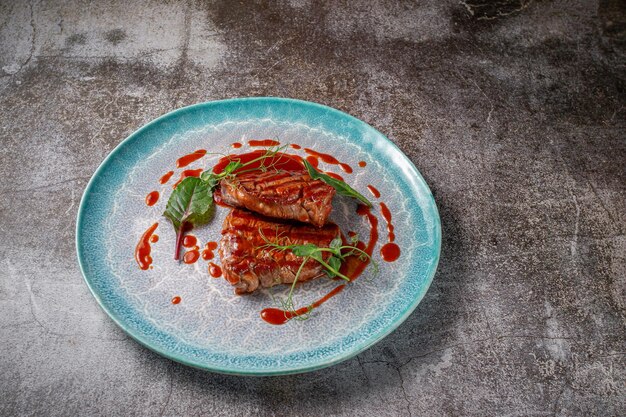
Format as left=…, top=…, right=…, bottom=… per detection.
left=76, top=97, right=440, bottom=375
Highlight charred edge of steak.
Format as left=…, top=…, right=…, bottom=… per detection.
left=219, top=170, right=335, bottom=227
left=219, top=209, right=340, bottom=294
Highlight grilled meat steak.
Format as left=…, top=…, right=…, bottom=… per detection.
left=219, top=170, right=335, bottom=227
left=219, top=209, right=340, bottom=294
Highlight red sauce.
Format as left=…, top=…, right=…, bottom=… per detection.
left=290, top=144, right=301, bottom=150
left=202, top=241, right=218, bottom=260
left=358, top=161, right=367, bottom=168
left=232, top=142, right=243, bottom=149
left=305, top=155, right=319, bottom=168
left=367, top=185, right=381, bottom=199
left=135, top=223, right=158, bottom=270
left=182, top=235, right=197, bottom=248
left=208, top=262, right=222, bottom=278
left=303, top=148, right=353, bottom=173
left=183, top=249, right=200, bottom=264
left=145, top=191, right=159, bottom=206
left=326, top=172, right=344, bottom=182
left=381, top=242, right=401, bottom=262
left=248, top=139, right=280, bottom=147
left=159, top=171, right=174, bottom=184
left=339, top=205, right=379, bottom=281
left=150, top=234, right=159, bottom=243
left=172, top=168, right=203, bottom=188
left=171, top=296, right=181, bottom=305
left=176, top=149, right=207, bottom=168
left=379, top=202, right=395, bottom=242
left=212, top=150, right=304, bottom=174
left=260, top=285, right=346, bottom=325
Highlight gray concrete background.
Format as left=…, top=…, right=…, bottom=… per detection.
left=1, top=0, right=624, bottom=415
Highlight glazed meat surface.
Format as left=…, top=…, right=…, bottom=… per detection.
left=220, top=170, right=335, bottom=227
left=219, top=209, right=340, bottom=294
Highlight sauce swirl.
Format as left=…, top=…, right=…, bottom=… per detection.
left=176, top=149, right=207, bottom=168
left=135, top=223, right=158, bottom=270
left=304, top=148, right=353, bottom=173
left=159, top=171, right=174, bottom=184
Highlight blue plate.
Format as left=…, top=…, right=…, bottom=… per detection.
left=76, top=97, right=441, bottom=375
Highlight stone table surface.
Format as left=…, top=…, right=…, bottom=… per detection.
left=1, top=1, right=624, bottom=416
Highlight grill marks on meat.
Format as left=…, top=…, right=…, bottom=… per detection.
left=219, top=209, right=340, bottom=294
left=220, top=170, right=335, bottom=227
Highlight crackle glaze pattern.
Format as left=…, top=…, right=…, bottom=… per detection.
left=76, top=98, right=441, bottom=375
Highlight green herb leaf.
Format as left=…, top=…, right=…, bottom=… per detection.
left=291, top=243, right=320, bottom=258
left=303, top=160, right=372, bottom=207
left=327, top=256, right=341, bottom=274
left=329, top=237, right=342, bottom=250
left=163, top=176, right=214, bottom=259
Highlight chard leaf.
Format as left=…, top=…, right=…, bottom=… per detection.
left=163, top=176, right=214, bottom=259
left=303, top=160, right=372, bottom=207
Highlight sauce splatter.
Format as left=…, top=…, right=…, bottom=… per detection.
left=325, top=172, right=344, bottom=182
left=232, top=142, right=243, bottom=149
left=159, top=171, right=174, bottom=184
left=305, top=155, right=319, bottom=168
left=260, top=285, right=345, bottom=325
left=367, top=185, right=381, bottom=199
left=208, top=262, right=222, bottom=278
left=135, top=223, right=158, bottom=270
left=150, top=235, right=159, bottom=243
left=379, top=202, right=395, bottom=242
left=303, top=148, right=353, bottom=173
left=381, top=243, right=401, bottom=262
left=358, top=161, right=367, bottom=168
left=249, top=139, right=280, bottom=147
left=172, top=168, right=203, bottom=188
left=339, top=204, right=379, bottom=281
left=183, top=249, right=200, bottom=264
left=176, top=149, right=207, bottom=168
left=145, top=191, right=159, bottom=206
left=202, top=241, right=218, bottom=260
left=171, top=296, right=181, bottom=305
left=290, top=144, right=301, bottom=150
left=182, top=235, right=197, bottom=248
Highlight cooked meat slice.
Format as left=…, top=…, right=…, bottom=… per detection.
left=219, top=170, right=335, bottom=227
left=219, top=209, right=340, bottom=294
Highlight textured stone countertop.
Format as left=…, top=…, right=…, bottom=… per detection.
left=1, top=1, right=624, bottom=416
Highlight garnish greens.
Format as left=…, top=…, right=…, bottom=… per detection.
left=164, top=145, right=288, bottom=259
left=303, top=160, right=372, bottom=207
left=259, top=230, right=378, bottom=320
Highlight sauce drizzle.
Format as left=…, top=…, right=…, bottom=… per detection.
left=183, top=249, right=200, bottom=264
left=135, top=223, right=158, bottom=270
left=182, top=235, right=197, bottom=248
left=290, top=144, right=301, bottom=150
left=260, top=285, right=346, bottom=325
left=208, top=262, right=222, bottom=278
left=172, top=168, right=203, bottom=188
left=381, top=243, right=401, bottom=262
left=304, top=148, right=353, bottom=173
left=305, top=155, right=319, bottom=168
left=171, top=296, right=181, bottom=305
left=249, top=139, right=280, bottom=147
left=212, top=150, right=304, bottom=174
left=379, top=202, right=395, bottom=242
left=367, top=185, right=381, bottom=199
left=159, top=171, right=174, bottom=184
left=232, top=142, right=243, bottom=149
left=325, top=172, right=344, bottom=182
left=145, top=191, right=159, bottom=206
left=176, top=149, right=207, bottom=168
left=358, top=161, right=367, bottom=168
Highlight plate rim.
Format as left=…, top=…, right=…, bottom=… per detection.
left=76, top=97, right=441, bottom=376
